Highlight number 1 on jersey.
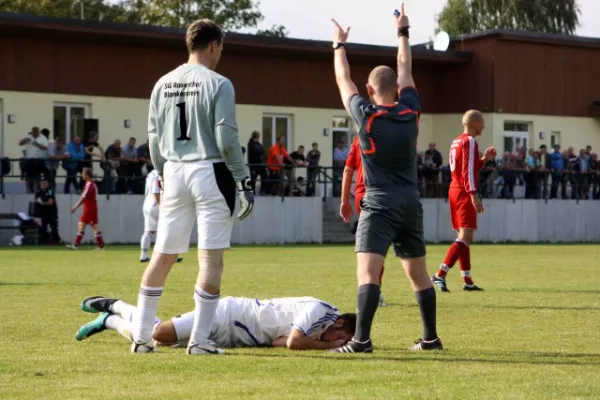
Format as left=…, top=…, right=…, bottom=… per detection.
left=176, top=102, right=190, bottom=141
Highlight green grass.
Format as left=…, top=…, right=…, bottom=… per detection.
left=0, top=244, right=599, bottom=400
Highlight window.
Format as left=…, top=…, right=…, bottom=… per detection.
left=262, top=115, right=292, bottom=149
left=53, top=103, right=90, bottom=142
left=331, top=117, right=353, bottom=151
left=550, top=131, right=561, bottom=148
left=503, top=121, right=530, bottom=153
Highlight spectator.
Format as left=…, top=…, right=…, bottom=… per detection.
left=120, top=137, right=140, bottom=193
left=566, top=147, right=578, bottom=199
left=247, top=131, right=267, bottom=195
left=425, top=142, right=442, bottom=197
left=266, top=136, right=294, bottom=196
left=574, top=148, right=589, bottom=200
left=137, top=139, right=153, bottom=174
left=290, top=176, right=306, bottom=197
left=550, top=144, right=566, bottom=199
left=35, top=176, right=60, bottom=244
left=422, top=152, right=438, bottom=197
left=84, top=132, right=106, bottom=168
left=19, top=126, right=49, bottom=193
left=46, top=137, right=69, bottom=190
left=305, top=142, right=321, bottom=197
left=65, top=136, right=86, bottom=194
left=538, top=145, right=552, bottom=198
left=105, top=139, right=123, bottom=193
left=41, top=128, right=51, bottom=140
left=589, top=153, right=599, bottom=199
left=332, top=139, right=349, bottom=197
left=286, top=145, right=307, bottom=196
left=525, top=149, right=540, bottom=199
left=585, top=145, right=592, bottom=158
left=480, top=157, right=496, bottom=198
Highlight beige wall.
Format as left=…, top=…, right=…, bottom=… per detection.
left=1, top=90, right=599, bottom=167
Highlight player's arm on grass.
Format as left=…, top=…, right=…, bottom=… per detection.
left=331, top=19, right=359, bottom=112
left=148, top=82, right=167, bottom=178
left=214, top=79, right=247, bottom=182
left=286, top=328, right=340, bottom=350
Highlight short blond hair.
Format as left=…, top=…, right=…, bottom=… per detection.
left=462, top=109, right=484, bottom=127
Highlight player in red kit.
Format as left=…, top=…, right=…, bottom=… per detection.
left=432, top=110, right=495, bottom=292
left=340, top=136, right=386, bottom=307
left=67, top=168, right=105, bottom=250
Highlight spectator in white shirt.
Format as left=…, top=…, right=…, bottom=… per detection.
left=19, top=127, right=49, bottom=193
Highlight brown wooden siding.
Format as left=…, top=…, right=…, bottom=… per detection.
left=0, top=33, right=441, bottom=111
left=491, top=38, right=600, bottom=117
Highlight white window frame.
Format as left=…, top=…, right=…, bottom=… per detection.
left=262, top=114, right=292, bottom=148
left=503, top=121, right=531, bottom=153
left=53, top=102, right=90, bottom=142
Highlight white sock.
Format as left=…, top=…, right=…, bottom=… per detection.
left=110, top=300, right=137, bottom=323
left=105, top=315, right=133, bottom=341
left=189, top=287, right=220, bottom=347
left=140, top=232, right=153, bottom=259
left=131, top=285, right=163, bottom=344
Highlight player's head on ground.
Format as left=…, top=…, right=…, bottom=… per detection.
left=366, top=66, right=398, bottom=105
left=186, top=19, right=224, bottom=70
left=462, top=109, right=485, bottom=136
left=81, top=167, right=93, bottom=181
left=321, top=313, right=356, bottom=342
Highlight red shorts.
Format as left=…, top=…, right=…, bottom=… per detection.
left=448, top=188, right=477, bottom=230
left=355, top=192, right=365, bottom=216
left=80, top=210, right=98, bottom=226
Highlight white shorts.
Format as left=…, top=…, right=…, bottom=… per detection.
left=154, top=160, right=236, bottom=254
left=143, top=203, right=159, bottom=232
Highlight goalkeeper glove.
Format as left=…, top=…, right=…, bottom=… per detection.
left=236, top=178, right=254, bottom=221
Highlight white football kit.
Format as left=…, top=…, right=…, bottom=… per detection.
left=143, top=170, right=161, bottom=232
left=170, top=296, right=340, bottom=348
left=148, top=64, right=247, bottom=254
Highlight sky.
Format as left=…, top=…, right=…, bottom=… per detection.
left=240, top=0, right=599, bottom=46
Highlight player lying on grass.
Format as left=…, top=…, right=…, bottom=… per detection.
left=76, top=296, right=355, bottom=350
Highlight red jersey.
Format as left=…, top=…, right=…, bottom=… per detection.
left=82, top=181, right=98, bottom=213
left=345, top=137, right=364, bottom=195
left=449, top=133, right=483, bottom=194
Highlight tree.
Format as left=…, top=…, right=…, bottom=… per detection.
left=256, top=24, right=288, bottom=38
left=0, top=0, right=287, bottom=36
left=437, top=0, right=580, bottom=36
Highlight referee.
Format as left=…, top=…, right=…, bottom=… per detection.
left=330, top=5, right=441, bottom=353
left=130, top=19, right=254, bottom=355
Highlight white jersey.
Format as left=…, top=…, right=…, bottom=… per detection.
left=171, top=296, right=340, bottom=348
left=148, top=63, right=247, bottom=181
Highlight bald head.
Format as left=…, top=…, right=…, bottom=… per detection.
left=367, top=66, right=398, bottom=97
left=462, top=109, right=485, bottom=136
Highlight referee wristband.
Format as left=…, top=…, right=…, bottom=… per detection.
left=397, top=26, right=410, bottom=38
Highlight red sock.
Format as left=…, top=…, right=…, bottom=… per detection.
left=458, top=242, right=474, bottom=285
left=74, top=231, right=84, bottom=247
left=379, top=265, right=385, bottom=287
left=95, top=232, right=104, bottom=248
left=437, top=241, right=463, bottom=278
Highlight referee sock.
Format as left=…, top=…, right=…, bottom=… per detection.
left=355, top=284, right=381, bottom=343
left=189, top=286, right=220, bottom=347
left=131, top=285, right=163, bottom=344
left=415, top=287, right=438, bottom=341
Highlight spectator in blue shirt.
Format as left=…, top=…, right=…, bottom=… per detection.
left=550, top=144, right=566, bottom=199
left=64, top=136, right=86, bottom=194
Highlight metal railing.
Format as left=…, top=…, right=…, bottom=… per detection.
left=1, top=157, right=599, bottom=201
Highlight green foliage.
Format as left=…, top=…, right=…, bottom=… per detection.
left=0, top=0, right=287, bottom=35
left=438, top=0, right=580, bottom=36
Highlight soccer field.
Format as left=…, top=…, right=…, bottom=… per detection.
left=0, top=244, right=599, bottom=399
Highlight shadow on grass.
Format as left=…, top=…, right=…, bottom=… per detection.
left=0, top=282, right=42, bottom=286
left=234, top=350, right=600, bottom=367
